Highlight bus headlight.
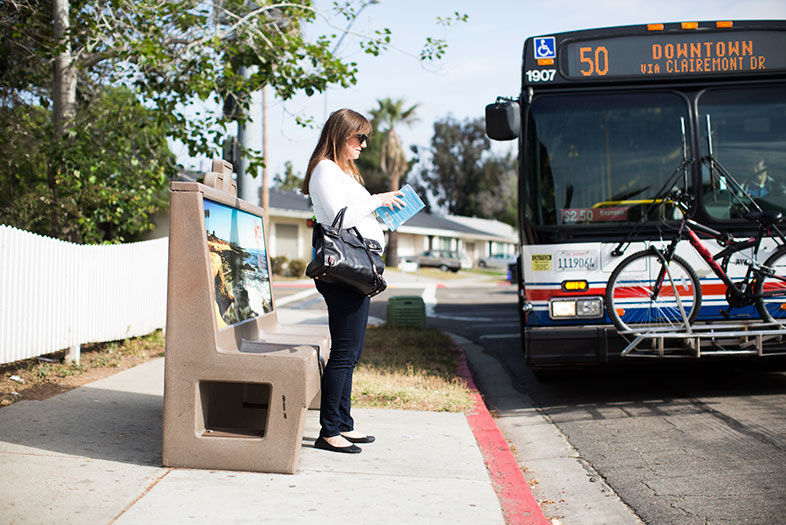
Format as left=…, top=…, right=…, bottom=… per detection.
left=549, top=297, right=604, bottom=319
left=577, top=297, right=603, bottom=317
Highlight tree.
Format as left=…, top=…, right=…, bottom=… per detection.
left=0, top=86, right=176, bottom=243
left=35, top=0, right=465, bottom=169
left=356, top=100, right=421, bottom=193
left=273, top=161, right=304, bottom=191
left=369, top=98, right=418, bottom=265
left=0, top=1, right=53, bottom=107
left=354, top=123, right=387, bottom=194
left=420, top=116, right=517, bottom=226
left=0, top=1, right=467, bottom=242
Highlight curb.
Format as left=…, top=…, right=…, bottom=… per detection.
left=449, top=334, right=549, bottom=525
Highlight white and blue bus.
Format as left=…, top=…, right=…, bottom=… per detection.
left=485, top=20, right=786, bottom=369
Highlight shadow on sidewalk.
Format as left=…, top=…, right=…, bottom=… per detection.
left=0, top=385, right=162, bottom=466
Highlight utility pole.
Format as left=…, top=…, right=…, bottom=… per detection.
left=236, top=66, right=262, bottom=204
left=260, top=85, right=269, bottom=236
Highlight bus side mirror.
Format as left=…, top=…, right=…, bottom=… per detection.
left=485, top=99, right=520, bottom=141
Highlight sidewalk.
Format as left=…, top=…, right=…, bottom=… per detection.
left=0, top=306, right=539, bottom=524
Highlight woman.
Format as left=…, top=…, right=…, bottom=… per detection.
left=301, top=109, right=404, bottom=454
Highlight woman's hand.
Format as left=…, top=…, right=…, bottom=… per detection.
left=376, top=190, right=406, bottom=210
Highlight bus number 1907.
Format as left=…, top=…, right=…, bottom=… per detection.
left=525, top=69, right=556, bottom=82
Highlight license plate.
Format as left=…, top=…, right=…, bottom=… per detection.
left=556, top=250, right=598, bottom=272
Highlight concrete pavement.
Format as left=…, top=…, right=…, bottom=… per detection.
left=0, top=271, right=556, bottom=524
left=0, top=354, right=507, bottom=524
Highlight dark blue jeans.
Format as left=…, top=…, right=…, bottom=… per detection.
left=314, top=279, right=370, bottom=438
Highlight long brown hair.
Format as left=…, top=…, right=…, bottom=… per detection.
left=301, top=108, right=372, bottom=195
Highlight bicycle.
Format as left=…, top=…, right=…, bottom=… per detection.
left=605, top=188, right=786, bottom=333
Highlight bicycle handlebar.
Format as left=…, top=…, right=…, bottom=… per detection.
left=665, top=188, right=694, bottom=205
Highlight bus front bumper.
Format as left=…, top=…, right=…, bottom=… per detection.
left=524, top=325, right=622, bottom=367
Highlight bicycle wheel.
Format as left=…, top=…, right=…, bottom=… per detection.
left=755, top=245, right=786, bottom=324
left=605, top=250, right=702, bottom=333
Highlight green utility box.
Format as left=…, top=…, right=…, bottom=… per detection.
left=386, top=296, right=426, bottom=329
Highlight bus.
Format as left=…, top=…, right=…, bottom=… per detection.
left=485, top=20, right=786, bottom=369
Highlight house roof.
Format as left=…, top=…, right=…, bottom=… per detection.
left=403, top=211, right=489, bottom=236
left=269, top=187, right=312, bottom=213
left=446, top=215, right=517, bottom=242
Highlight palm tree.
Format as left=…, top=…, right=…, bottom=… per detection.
left=370, top=98, right=418, bottom=266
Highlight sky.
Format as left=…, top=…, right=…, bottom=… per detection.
left=175, top=0, right=786, bottom=197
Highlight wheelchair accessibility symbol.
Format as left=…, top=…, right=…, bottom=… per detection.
left=534, top=37, right=556, bottom=59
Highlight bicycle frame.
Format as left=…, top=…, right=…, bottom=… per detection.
left=653, top=207, right=770, bottom=305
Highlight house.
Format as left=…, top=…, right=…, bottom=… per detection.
left=445, top=215, right=518, bottom=258
left=267, top=188, right=517, bottom=264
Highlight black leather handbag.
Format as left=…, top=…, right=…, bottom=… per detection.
left=306, top=207, right=387, bottom=297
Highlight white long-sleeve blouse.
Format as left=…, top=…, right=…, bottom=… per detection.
left=308, top=159, right=385, bottom=248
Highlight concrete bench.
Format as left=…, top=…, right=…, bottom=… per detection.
left=162, top=160, right=329, bottom=474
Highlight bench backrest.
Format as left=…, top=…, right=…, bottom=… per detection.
left=168, top=160, right=290, bottom=353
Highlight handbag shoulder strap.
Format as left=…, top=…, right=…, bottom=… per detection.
left=331, top=207, right=348, bottom=229
left=330, top=207, right=371, bottom=246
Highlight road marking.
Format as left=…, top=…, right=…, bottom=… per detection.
left=479, top=333, right=521, bottom=339
left=422, top=284, right=437, bottom=317
left=275, top=288, right=318, bottom=306
left=420, top=285, right=516, bottom=322
left=431, top=315, right=496, bottom=322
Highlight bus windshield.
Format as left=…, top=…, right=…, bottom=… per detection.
left=525, top=91, right=691, bottom=227
left=698, top=85, right=786, bottom=219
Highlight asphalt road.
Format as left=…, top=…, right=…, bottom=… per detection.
left=274, top=278, right=786, bottom=524
left=428, top=281, right=786, bottom=525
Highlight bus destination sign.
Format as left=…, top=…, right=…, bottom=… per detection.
left=563, top=31, right=786, bottom=80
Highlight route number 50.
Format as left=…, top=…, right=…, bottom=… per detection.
left=579, top=46, right=609, bottom=76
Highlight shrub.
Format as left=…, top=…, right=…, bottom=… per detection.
left=287, top=258, right=307, bottom=277
left=270, top=256, right=288, bottom=276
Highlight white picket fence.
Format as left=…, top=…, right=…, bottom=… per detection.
left=0, top=225, right=168, bottom=365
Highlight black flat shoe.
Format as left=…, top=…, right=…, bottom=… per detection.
left=340, top=433, right=375, bottom=444
left=314, top=436, right=361, bottom=454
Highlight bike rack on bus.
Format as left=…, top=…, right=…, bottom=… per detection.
left=614, top=176, right=786, bottom=359
left=619, top=322, right=786, bottom=358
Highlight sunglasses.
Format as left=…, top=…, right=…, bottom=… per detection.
left=355, top=133, right=369, bottom=144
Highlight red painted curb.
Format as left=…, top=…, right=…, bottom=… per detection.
left=451, top=336, right=548, bottom=525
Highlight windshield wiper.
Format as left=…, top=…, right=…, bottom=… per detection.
left=610, top=157, right=695, bottom=257
left=608, top=185, right=654, bottom=203
left=703, top=114, right=760, bottom=214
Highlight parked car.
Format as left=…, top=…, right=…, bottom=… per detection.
left=405, top=250, right=461, bottom=272
left=477, top=253, right=517, bottom=269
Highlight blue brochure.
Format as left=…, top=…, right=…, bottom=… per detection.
left=375, top=184, right=425, bottom=231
